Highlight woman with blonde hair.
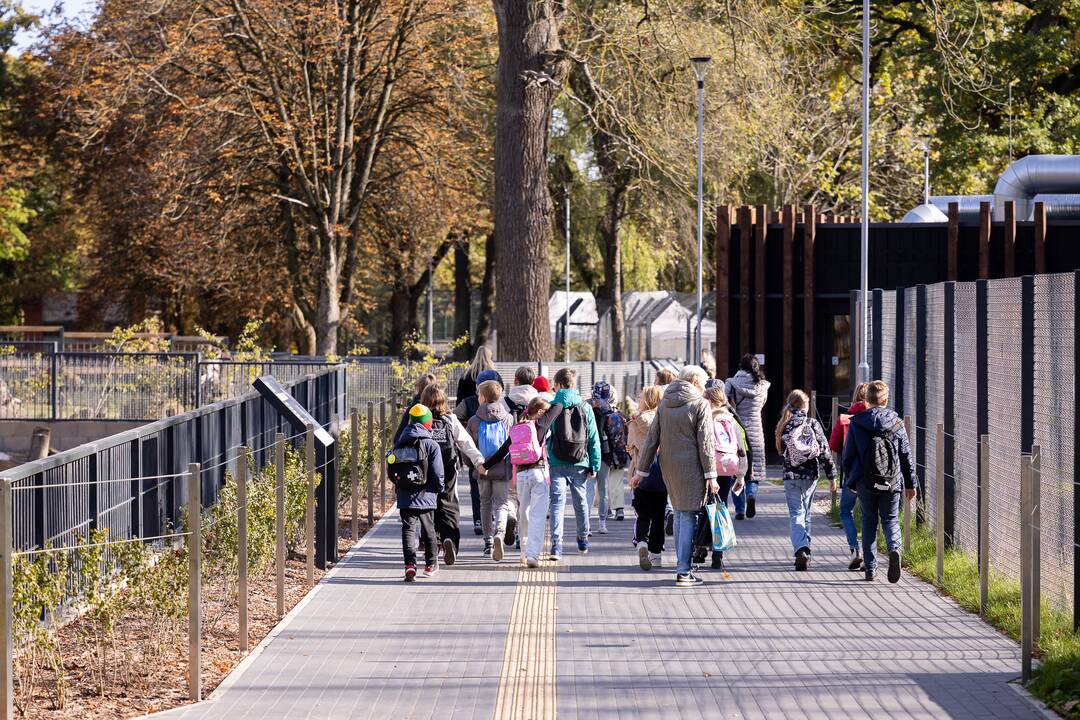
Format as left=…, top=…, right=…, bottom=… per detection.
left=776, top=389, right=835, bottom=571
left=628, top=384, right=665, bottom=570
left=456, top=345, right=494, bottom=403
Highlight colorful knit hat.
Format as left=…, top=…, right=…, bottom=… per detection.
left=532, top=376, right=551, bottom=393
left=408, top=403, right=433, bottom=429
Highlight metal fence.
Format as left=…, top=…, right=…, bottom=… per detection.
left=868, top=272, right=1079, bottom=628
left=0, top=365, right=345, bottom=562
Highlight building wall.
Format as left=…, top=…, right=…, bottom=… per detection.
left=0, top=420, right=142, bottom=462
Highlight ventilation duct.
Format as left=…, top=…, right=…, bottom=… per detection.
left=928, top=195, right=993, bottom=222
left=993, top=155, right=1080, bottom=221
left=901, top=203, right=948, bottom=223
left=1031, top=194, right=1080, bottom=219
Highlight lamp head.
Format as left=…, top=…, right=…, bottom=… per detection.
left=690, top=56, right=712, bottom=83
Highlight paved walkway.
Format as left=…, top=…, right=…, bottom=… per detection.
left=157, top=481, right=1045, bottom=720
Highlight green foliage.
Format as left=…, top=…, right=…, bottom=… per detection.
left=12, top=546, right=68, bottom=710
left=389, top=333, right=469, bottom=401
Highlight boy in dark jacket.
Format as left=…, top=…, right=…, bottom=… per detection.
left=842, top=381, right=918, bottom=583
left=394, top=404, right=445, bottom=582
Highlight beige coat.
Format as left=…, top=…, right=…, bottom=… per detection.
left=626, top=409, right=656, bottom=478
left=634, top=380, right=717, bottom=511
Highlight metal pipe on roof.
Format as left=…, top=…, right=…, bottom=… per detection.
left=993, top=154, right=1080, bottom=221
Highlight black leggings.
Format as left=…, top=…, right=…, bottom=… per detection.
left=632, top=488, right=668, bottom=554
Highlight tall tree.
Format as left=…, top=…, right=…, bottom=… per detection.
left=491, top=0, right=568, bottom=360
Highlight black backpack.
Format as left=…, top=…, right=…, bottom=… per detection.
left=386, top=440, right=429, bottom=491
left=552, top=403, right=588, bottom=463
left=428, top=416, right=459, bottom=483
left=863, top=424, right=901, bottom=491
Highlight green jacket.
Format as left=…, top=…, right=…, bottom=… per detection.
left=547, top=388, right=602, bottom=473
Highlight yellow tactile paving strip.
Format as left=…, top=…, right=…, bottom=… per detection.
left=493, top=555, right=559, bottom=720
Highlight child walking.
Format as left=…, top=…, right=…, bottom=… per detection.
left=388, top=403, right=445, bottom=581
left=775, top=390, right=835, bottom=571
left=483, top=396, right=564, bottom=566
left=692, top=385, right=747, bottom=572
left=628, top=385, right=664, bottom=570
left=466, top=380, right=515, bottom=560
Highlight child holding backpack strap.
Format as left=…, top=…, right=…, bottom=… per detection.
left=775, top=389, right=835, bottom=571
left=466, top=380, right=515, bottom=561
left=483, top=396, right=564, bottom=567
left=387, top=404, right=445, bottom=581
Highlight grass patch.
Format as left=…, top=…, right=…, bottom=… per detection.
left=902, top=523, right=1080, bottom=718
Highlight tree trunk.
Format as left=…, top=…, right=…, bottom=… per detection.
left=597, top=192, right=626, bottom=360
left=387, top=284, right=421, bottom=357
left=492, top=0, right=566, bottom=361
left=453, top=238, right=472, bottom=360
left=474, top=232, right=496, bottom=351
left=314, top=242, right=341, bottom=356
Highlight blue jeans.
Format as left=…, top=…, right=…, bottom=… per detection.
left=859, top=489, right=902, bottom=571
left=550, top=465, right=589, bottom=553
left=783, top=478, right=817, bottom=554
left=673, top=509, right=700, bottom=575
left=731, top=480, right=758, bottom=514
left=839, top=485, right=860, bottom=551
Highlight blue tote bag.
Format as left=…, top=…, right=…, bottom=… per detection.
left=706, top=498, right=737, bottom=552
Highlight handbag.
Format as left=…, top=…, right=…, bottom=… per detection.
left=706, top=497, right=737, bottom=552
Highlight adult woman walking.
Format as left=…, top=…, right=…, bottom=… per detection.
left=724, top=354, right=770, bottom=519
left=457, top=346, right=494, bottom=403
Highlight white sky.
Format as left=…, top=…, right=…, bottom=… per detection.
left=13, top=0, right=97, bottom=50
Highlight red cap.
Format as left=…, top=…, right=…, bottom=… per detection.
left=532, top=376, right=551, bottom=393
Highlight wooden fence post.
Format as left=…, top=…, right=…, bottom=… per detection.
left=305, top=423, right=315, bottom=585
left=236, top=447, right=249, bottom=652
left=366, top=402, right=375, bottom=524
left=351, top=409, right=359, bottom=542
left=1, top=480, right=12, bottom=720
left=935, top=424, right=945, bottom=587
left=187, top=462, right=202, bottom=702
left=903, top=415, right=913, bottom=554
left=380, top=401, right=388, bottom=511
left=275, top=433, right=285, bottom=619
left=978, top=435, right=990, bottom=617
left=1021, top=453, right=1033, bottom=682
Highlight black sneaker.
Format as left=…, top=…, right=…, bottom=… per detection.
left=693, top=547, right=708, bottom=565
left=664, top=513, right=674, bottom=536
left=711, top=554, right=725, bottom=571
left=887, top=550, right=902, bottom=583
left=848, top=549, right=863, bottom=571
left=443, top=538, right=456, bottom=566
left=615, top=508, right=625, bottom=521
left=675, top=572, right=705, bottom=587
left=794, top=547, right=810, bottom=571
left=473, top=522, right=483, bottom=536
left=404, top=565, right=417, bottom=582
left=735, top=513, right=746, bottom=521
left=483, top=540, right=493, bottom=558
left=504, top=516, right=517, bottom=547
left=864, top=569, right=876, bottom=581
left=746, top=497, right=756, bottom=518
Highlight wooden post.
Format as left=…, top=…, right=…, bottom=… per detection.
left=903, top=415, right=913, bottom=554
left=803, top=205, right=816, bottom=391
left=978, top=435, right=990, bottom=618
left=1034, top=201, right=1047, bottom=274
left=935, top=423, right=945, bottom=587
left=350, top=409, right=359, bottom=542
left=782, top=204, right=795, bottom=398
left=1004, top=201, right=1016, bottom=277
left=305, top=423, right=315, bottom=585
left=739, top=206, right=753, bottom=356
left=978, top=201, right=991, bottom=279
left=755, top=204, right=767, bottom=357
left=947, top=202, right=959, bottom=281
left=366, top=402, right=375, bottom=524
left=1, top=480, right=12, bottom=720
left=1032, top=445, right=1041, bottom=642
left=830, top=396, right=839, bottom=515
left=1021, top=453, right=1033, bottom=682
left=716, top=205, right=731, bottom=364
left=379, top=401, right=388, bottom=511
left=187, top=463, right=202, bottom=702
left=275, top=433, right=285, bottom=619
left=236, top=447, right=248, bottom=653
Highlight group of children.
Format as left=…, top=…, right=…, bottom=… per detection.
left=388, top=347, right=917, bottom=587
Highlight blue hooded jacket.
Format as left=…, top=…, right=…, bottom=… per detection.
left=393, top=423, right=445, bottom=510
left=842, top=406, right=918, bottom=492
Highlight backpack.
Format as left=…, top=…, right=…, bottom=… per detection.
left=552, top=403, right=589, bottom=463
left=863, top=424, right=901, bottom=491
left=428, top=416, right=459, bottom=483
left=509, top=420, right=543, bottom=465
left=477, top=418, right=508, bottom=459
left=386, top=440, right=429, bottom=491
left=713, top=417, right=741, bottom=477
left=602, top=411, right=630, bottom=469
left=638, top=455, right=666, bottom=494
left=783, top=416, right=822, bottom=468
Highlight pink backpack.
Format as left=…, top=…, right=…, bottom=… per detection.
left=713, top=418, right=741, bottom=476
left=509, top=420, right=543, bottom=465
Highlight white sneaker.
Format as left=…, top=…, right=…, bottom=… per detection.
left=492, top=536, right=504, bottom=562
left=526, top=556, right=539, bottom=568
left=598, top=519, right=609, bottom=535
left=638, top=543, right=652, bottom=571
left=650, top=553, right=662, bottom=568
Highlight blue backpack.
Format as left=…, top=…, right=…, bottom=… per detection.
left=477, top=418, right=509, bottom=480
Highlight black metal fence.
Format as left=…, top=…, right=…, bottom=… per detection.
left=866, top=273, right=1078, bottom=628
left=1, top=366, right=345, bottom=568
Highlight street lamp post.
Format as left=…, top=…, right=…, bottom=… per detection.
left=565, top=187, right=572, bottom=362
left=691, top=56, right=711, bottom=366
left=858, top=0, right=870, bottom=385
